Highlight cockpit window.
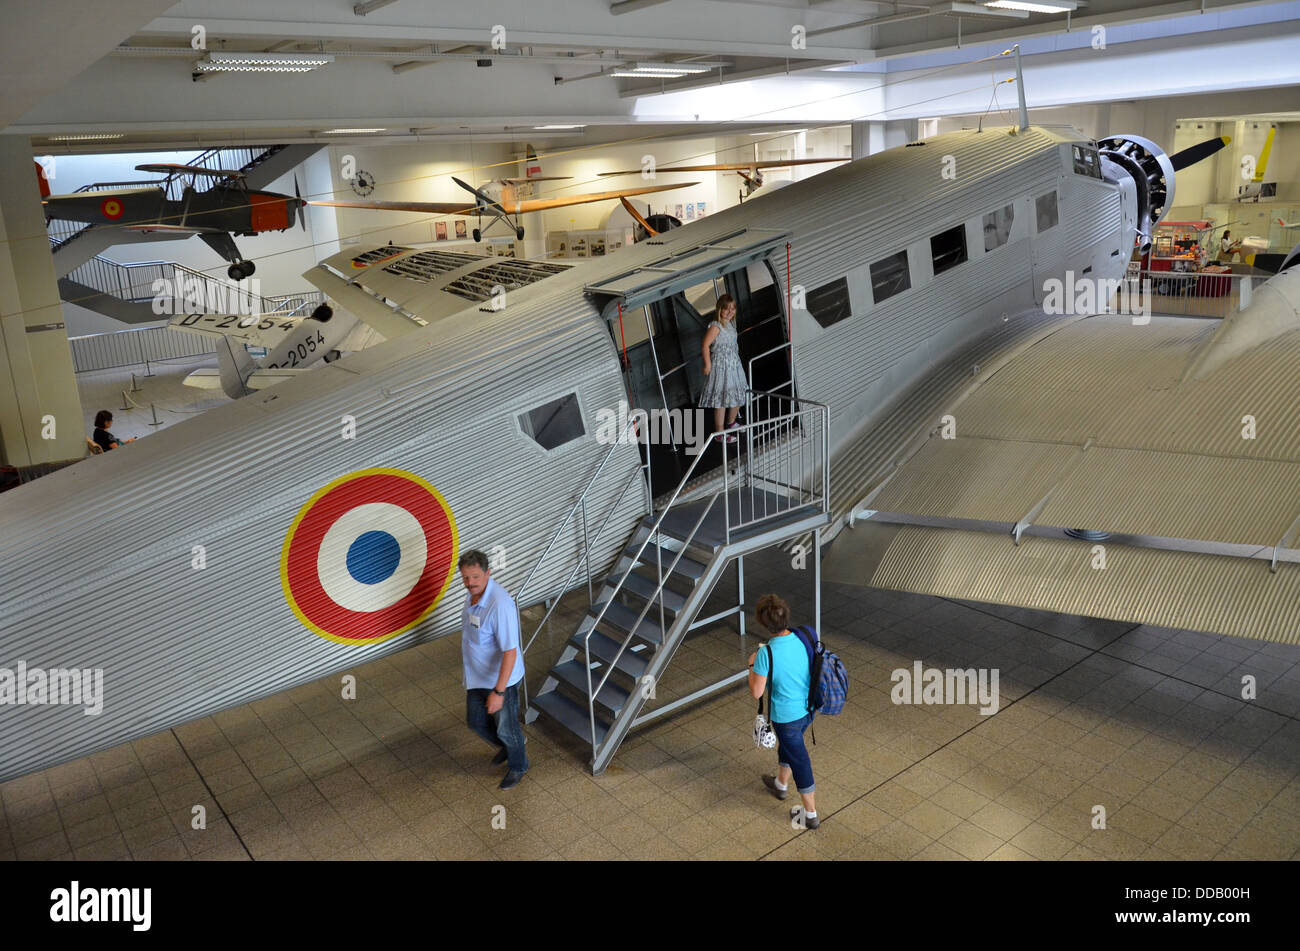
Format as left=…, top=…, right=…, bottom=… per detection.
left=519, top=393, right=585, bottom=451
left=1036, top=191, right=1059, bottom=233
left=1072, top=145, right=1102, bottom=179
left=984, top=204, right=1014, bottom=251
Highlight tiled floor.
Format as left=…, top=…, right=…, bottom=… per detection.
left=2, top=548, right=1298, bottom=861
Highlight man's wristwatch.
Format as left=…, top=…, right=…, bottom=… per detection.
left=493, top=688, right=505, bottom=696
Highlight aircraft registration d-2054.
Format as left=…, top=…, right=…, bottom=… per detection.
left=8, top=118, right=1300, bottom=783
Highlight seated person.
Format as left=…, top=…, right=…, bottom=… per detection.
left=92, top=410, right=136, bottom=452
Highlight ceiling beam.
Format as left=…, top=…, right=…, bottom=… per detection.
left=353, top=0, right=402, bottom=15
left=610, top=0, right=673, bottom=13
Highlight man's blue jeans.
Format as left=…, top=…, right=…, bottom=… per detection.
left=774, top=712, right=815, bottom=793
left=466, top=684, right=529, bottom=773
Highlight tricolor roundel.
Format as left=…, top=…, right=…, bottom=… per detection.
left=101, top=198, right=124, bottom=220
left=281, top=468, right=458, bottom=645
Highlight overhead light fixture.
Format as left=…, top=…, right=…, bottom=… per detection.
left=319, top=128, right=387, bottom=134
left=984, top=0, right=1076, bottom=11
left=610, top=60, right=718, bottom=78
left=749, top=129, right=807, bottom=136
left=196, top=51, right=334, bottom=73
left=941, top=2, right=1028, bottom=17
left=48, top=132, right=126, bottom=142
left=533, top=124, right=586, bottom=130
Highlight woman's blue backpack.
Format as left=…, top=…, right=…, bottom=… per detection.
left=792, top=626, right=848, bottom=716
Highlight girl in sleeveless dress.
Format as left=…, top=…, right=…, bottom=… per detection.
left=699, top=294, right=747, bottom=444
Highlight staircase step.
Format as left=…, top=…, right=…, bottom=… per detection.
left=591, top=599, right=664, bottom=645
left=532, top=691, right=608, bottom=746
left=573, top=630, right=650, bottom=680
left=551, top=660, right=631, bottom=714
left=638, top=514, right=719, bottom=557
left=619, top=571, right=686, bottom=614
left=624, top=540, right=707, bottom=581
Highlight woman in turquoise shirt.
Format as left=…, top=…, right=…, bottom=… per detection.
left=748, top=593, right=817, bottom=829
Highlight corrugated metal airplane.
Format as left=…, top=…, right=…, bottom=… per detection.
left=11, top=121, right=1300, bottom=784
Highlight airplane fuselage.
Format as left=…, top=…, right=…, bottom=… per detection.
left=0, top=126, right=1145, bottom=781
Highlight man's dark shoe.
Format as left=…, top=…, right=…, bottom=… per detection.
left=763, top=774, right=789, bottom=801
left=491, top=747, right=508, bottom=765
left=499, top=770, right=527, bottom=790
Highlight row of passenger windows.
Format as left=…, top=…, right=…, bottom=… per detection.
left=806, top=190, right=1058, bottom=328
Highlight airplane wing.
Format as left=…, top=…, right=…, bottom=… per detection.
left=309, top=181, right=696, bottom=216
left=599, top=158, right=847, bottom=176
left=181, top=368, right=224, bottom=390
left=309, top=199, right=477, bottom=214
left=167, top=311, right=304, bottom=349
left=182, top=366, right=310, bottom=391
left=826, top=272, right=1300, bottom=645
left=507, top=181, right=699, bottom=213
left=246, top=368, right=310, bottom=389
left=121, top=223, right=212, bottom=235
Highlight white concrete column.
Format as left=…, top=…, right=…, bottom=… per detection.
left=851, top=121, right=887, bottom=158
left=0, top=135, right=84, bottom=466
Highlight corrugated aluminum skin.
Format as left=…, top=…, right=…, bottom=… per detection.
left=842, top=526, right=1300, bottom=646
left=0, top=126, right=1114, bottom=781
left=886, top=311, right=1300, bottom=547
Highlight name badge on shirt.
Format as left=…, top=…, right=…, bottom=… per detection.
left=470, top=614, right=482, bottom=628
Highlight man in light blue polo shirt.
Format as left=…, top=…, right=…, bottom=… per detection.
left=459, top=549, right=528, bottom=789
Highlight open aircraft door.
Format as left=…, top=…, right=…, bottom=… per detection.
left=586, top=228, right=792, bottom=496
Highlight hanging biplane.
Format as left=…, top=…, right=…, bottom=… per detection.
left=43, top=162, right=307, bottom=281
left=11, top=112, right=1300, bottom=783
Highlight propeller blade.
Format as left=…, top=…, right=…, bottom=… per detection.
left=451, top=176, right=498, bottom=212
left=1169, top=135, right=1231, bottom=172
left=294, top=175, right=305, bottom=230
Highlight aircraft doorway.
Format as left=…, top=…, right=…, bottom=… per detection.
left=608, top=257, right=792, bottom=497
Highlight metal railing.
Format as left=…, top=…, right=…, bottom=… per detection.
left=572, top=393, right=829, bottom=754
left=69, top=324, right=214, bottom=372
left=733, top=390, right=829, bottom=539
left=1119, top=269, right=1255, bottom=320
left=518, top=414, right=653, bottom=709
left=64, top=253, right=272, bottom=315
left=67, top=146, right=280, bottom=202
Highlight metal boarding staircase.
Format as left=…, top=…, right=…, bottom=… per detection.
left=522, top=387, right=831, bottom=775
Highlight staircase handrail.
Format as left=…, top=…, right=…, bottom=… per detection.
left=582, top=488, right=720, bottom=748
left=519, top=413, right=650, bottom=657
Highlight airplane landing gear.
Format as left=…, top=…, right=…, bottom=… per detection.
left=515, top=226, right=525, bottom=240
left=472, top=228, right=481, bottom=242
left=228, top=261, right=256, bottom=281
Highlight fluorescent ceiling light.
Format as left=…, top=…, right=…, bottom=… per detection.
left=942, top=2, right=1028, bottom=17
left=196, top=51, right=334, bottom=73
left=48, top=132, right=126, bottom=141
left=750, top=129, right=806, bottom=136
left=533, top=124, right=586, bottom=130
left=612, top=61, right=717, bottom=77
left=985, top=0, right=1076, bottom=11
left=319, top=128, right=387, bottom=134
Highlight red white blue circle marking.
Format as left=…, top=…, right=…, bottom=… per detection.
left=281, top=468, right=458, bottom=645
